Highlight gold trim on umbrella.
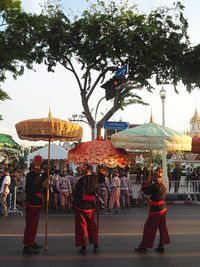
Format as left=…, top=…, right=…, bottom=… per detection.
left=15, top=117, right=83, bottom=142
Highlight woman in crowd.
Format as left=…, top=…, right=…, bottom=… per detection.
left=98, top=167, right=110, bottom=209
left=107, top=171, right=121, bottom=214
left=120, top=171, right=130, bottom=209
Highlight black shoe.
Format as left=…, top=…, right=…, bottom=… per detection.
left=68, top=208, right=72, bottom=213
left=135, top=246, right=147, bottom=253
left=22, top=246, right=39, bottom=255
left=93, top=244, right=100, bottom=254
left=32, top=243, right=43, bottom=249
left=105, top=210, right=111, bottom=214
left=0, top=213, right=8, bottom=218
left=78, top=247, right=87, bottom=255
left=115, top=210, right=119, bottom=214
left=155, top=246, right=165, bottom=253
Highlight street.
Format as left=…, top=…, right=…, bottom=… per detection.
left=0, top=205, right=200, bottom=267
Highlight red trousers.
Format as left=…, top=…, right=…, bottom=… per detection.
left=23, top=204, right=40, bottom=246
left=75, top=207, right=98, bottom=247
left=140, top=211, right=170, bottom=248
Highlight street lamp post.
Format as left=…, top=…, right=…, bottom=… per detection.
left=159, top=86, right=167, bottom=126
left=159, top=86, right=169, bottom=191
left=94, top=96, right=106, bottom=140
left=69, top=96, right=106, bottom=141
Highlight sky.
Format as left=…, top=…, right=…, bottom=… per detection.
left=1, top=0, right=200, bottom=148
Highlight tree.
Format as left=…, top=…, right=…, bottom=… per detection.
left=0, top=0, right=22, bottom=117
left=0, top=0, right=46, bottom=119
left=0, top=0, right=22, bottom=81
left=3, top=1, right=198, bottom=136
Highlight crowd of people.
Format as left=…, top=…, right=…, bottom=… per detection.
left=0, top=156, right=171, bottom=255
left=43, top=165, right=133, bottom=214
left=0, top=166, right=27, bottom=217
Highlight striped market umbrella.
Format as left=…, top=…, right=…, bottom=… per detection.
left=111, top=121, right=192, bottom=188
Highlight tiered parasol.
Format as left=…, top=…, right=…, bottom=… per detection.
left=15, top=111, right=83, bottom=250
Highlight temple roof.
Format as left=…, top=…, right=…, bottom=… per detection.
left=190, top=108, right=200, bottom=123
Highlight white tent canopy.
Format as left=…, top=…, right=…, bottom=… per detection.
left=27, top=143, right=68, bottom=169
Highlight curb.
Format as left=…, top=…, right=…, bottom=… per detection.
left=166, top=200, right=196, bottom=205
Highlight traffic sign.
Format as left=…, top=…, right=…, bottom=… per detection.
left=115, top=65, right=129, bottom=77
left=103, top=121, right=129, bottom=130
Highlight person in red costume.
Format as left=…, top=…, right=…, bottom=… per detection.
left=135, top=168, right=170, bottom=253
left=73, top=164, right=99, bottom=255
left=22, top=155, right=47, bottom=254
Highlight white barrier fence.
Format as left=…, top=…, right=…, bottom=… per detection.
left=169, top=180, right=200, bottom=195
left=129, top=174, right=200, bottom=200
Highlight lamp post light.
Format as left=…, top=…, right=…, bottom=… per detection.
left=159, top=86, right=169, bottom=192
left=94, top=96, right=106, bottom=140
left=159, top=86, right=167, bottom=127
left=69, top=97, right=106, bottom=141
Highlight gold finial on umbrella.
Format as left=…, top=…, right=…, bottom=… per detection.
left=48, top=106, right=52, bottom=118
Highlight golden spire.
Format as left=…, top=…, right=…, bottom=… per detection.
left=190, top=108, right=200, bottom=123
left=48, top=105, right=52, bottom=118
left=150, top=108, right=153, bottom=123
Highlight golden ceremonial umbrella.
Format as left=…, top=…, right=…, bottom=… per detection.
left=15, top=111, right=83, bottom=250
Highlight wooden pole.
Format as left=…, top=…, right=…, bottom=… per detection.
left=148, top=150, right=152, bottom=183
left=96, top=167, right=99, bottom=244
left=45, top=138, right=51, bottom=250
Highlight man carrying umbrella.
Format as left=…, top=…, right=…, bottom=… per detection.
left=22, top=155, right=47, bottom=254
left=135, top=168, right=170, bottom=253
left=72, top=164, right=99, bottom=255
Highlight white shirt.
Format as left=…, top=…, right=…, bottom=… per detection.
left=0, top=175, right=11, bottom=194
left=111, top=175, right=121, bottom=191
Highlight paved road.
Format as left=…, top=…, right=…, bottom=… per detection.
left=0, top=205, right=200, bottom=267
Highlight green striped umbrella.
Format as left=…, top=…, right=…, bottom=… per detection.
left=111, top=122, right=192, bottom=187
left=0, top=134, right=20, bottom=150
left=111, top=122, right=191, bottom=152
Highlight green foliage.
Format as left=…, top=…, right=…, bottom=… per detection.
left=0, top=88, right=10, bottom=101
left=180, top=44, right=200, bottom=92
left=18, top=0, right=192, bottom=131
left=0, top=0, right=21, bottom=12
left=0, top=0, right=199, bottom=131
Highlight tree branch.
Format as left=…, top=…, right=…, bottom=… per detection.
left=86, top=66, right=115, bottom=101
left=60, top=57, right=83, bottom=93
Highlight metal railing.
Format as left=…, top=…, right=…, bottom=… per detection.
left=168, top=180, right=200, bottom=195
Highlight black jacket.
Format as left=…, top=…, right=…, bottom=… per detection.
left=142, top=182, right=166, bottom=214
left=73, top=175, right=97, bottom=210
left=25, top=171, right=47, bottom=207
